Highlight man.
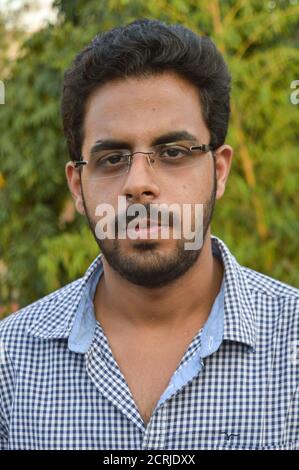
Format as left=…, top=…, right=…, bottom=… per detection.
left=0, top=19, right=298, bottom=450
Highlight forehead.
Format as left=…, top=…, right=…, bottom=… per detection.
left=83, top=72, right=209, bottom=144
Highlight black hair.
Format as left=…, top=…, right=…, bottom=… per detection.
left=61, top=18, right=231, bottom=161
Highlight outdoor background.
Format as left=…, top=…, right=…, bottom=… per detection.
left=0, top=0, right=298, bottom=319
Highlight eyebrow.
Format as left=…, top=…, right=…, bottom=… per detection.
left=89, top=130, right=198, bottom=157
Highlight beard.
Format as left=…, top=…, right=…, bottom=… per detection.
left=81, top=172, right=217, bottom=289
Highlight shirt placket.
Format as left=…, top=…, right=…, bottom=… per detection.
left=142, top=404, right=168, bottom=450
left=85, top=322, right=144, bottom=431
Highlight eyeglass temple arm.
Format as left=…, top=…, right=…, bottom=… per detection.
left=74, top=159, right=88, bottom=168
left=190, top=144, right=213, bottom=152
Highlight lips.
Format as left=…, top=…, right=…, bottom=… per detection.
left=135, top=219, right=161, bottom=229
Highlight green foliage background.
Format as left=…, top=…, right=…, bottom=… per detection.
left=0, top=0, right=299, bottom=318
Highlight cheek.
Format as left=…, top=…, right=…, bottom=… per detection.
left=80, top=183, right=101, bottom=217
left=82, top=182, right=122, bottom=217
left=177, top=170, right=212, bottom=203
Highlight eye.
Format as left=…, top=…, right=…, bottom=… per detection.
left=97, top=153, right=128, bottom=167
left=160, top=146, right=189, bottom=159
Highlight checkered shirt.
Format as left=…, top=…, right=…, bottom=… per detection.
left=0, top=235, right=298, bottom=450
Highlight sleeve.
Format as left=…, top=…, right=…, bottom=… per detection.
left=0, top=406, right=8, bottom=450
left=0, top=338, right=14, bottom=450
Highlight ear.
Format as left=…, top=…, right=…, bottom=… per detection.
left=213, top=144, right=233, bottom=200
left=65, top=161, right=85, bottom=215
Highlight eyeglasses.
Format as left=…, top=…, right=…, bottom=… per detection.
left=74, top=140, right=214, bottom=180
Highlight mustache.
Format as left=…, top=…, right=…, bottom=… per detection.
left=114, top=203, right=175, bottom=232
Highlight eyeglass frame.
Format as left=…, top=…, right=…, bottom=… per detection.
left=73, top=141, right=216, bottom=173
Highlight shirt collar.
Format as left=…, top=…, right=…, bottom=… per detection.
left=213, top=237, right=256, bottom=348
left=26, top=254, right=104, bottom=340
left=26, top=236, right=256, bottom=350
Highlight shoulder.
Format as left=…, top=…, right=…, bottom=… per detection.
left=0, top=277, right=85, bottom=437
left=242, top=264, right=299, bottom=299
left=213, top=235, right=299, bottom=332
left=212, top=234, right=299, bottom=304
left=0, top=277, right=83, bottom=348
left=240, top=265, right=299, bottom=332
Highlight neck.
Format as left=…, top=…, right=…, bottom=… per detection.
left=94, top=232, right=223, bottom=333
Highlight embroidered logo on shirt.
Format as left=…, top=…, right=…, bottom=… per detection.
left=220, top=431, right=240, bottom=441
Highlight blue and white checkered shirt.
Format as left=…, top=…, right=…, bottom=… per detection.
left=0, top=236, right=298, bottom=450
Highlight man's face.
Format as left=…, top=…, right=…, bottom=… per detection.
left=67, top=72, right=232, bottom=288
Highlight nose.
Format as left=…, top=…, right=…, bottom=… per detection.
left=121, top=152, right=160, bottom=204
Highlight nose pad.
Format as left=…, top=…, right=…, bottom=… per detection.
left=122, top=151, right=161, bottom=202
left=128, top=152, right=155, bottom=173
left=145, top=154, right=155, bottom=169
